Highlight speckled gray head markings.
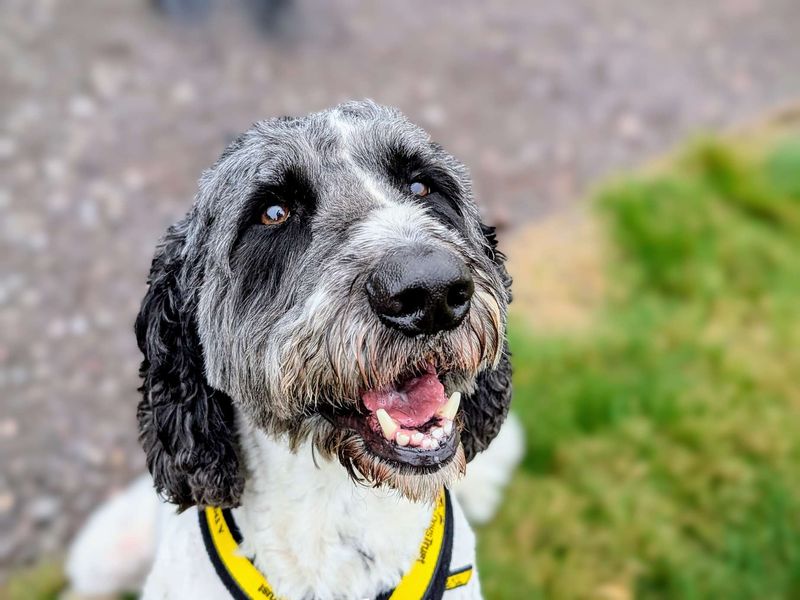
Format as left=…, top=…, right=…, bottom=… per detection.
left=135, top=100, right=513, bottom=507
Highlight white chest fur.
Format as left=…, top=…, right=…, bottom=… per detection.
left=142, top=424, right=480, bottom=600
left=234, top=427, right=435, bottom=599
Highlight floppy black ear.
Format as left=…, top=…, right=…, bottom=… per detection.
left=460, top=223, right=513, bottom=462
left=135, top=217, right=244, bottom=510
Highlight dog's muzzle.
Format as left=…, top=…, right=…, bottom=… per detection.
left=326, top=246, right=476, bottom=470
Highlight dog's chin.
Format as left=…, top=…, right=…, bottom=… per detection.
left=334, top=431, right=467, bottom=502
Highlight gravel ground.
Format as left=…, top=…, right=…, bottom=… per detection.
left=1, top=0, right=799, bottom=577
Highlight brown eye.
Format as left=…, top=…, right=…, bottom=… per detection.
left=261, top=204, right=290, bottom=225
left=409, top=181, right=430, bottom=197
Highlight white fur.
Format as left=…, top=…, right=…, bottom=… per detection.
left=64, top=415, right=524, bottom=599
left=64, top=474, right=159, bottom=597
left=453, top=412, right=525, bottom=524
left=141, top=419, right=481, bottom=599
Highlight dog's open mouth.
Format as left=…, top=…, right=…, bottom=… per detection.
left=336, top=363, right=461, bottom=469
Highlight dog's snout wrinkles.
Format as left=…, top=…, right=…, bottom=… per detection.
left=366, top=246, right=474, bottom=336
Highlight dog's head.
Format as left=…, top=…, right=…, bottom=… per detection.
left=136, top=100, right=512, bottom=509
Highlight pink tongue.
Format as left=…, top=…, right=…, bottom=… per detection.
left=362, top=372, right=446, bottom=427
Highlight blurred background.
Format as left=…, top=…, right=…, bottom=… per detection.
left=2, top=0, right=800, bottom=597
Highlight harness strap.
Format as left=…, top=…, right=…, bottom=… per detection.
left=198, top=488, right=473, bottom=599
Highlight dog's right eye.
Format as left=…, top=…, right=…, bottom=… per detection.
left=261, top=204, right=290, bottom=225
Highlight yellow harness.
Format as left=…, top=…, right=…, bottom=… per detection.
left=199, top=488, right=473, bottom=599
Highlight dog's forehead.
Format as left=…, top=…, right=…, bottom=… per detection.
left=198, top=101, right=477, bottom=256
left=248, top=104, right=433, bottom=180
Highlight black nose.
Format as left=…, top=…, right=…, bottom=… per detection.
left=366, top=246, right=475, bottom=336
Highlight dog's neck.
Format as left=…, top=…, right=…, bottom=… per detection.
left=232, top=419, right=434, bottom=600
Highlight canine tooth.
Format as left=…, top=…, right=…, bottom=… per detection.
left=410, top=432, right=424, bottom=446
left=431, top=427, right=444, bottom=440
left=438, top=392, right=461, bottom=420
left=443, top=420, right=453, bottom=436
left=396, top=432, right=410, bottom=446
left=376, top=409, right=399, bottom=439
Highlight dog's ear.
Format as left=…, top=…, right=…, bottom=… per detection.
left=135, top=216, right=244, bottom=510
left=460, top=223, right=513, bottom=462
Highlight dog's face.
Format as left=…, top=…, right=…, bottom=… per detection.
left=136, top=101, right=512, bottom=508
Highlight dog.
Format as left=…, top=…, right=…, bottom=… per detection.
left=67, top=100, right=517, bottom=600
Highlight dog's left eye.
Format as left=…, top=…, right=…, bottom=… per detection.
left=409, top=181, right=430, bottom=197
left=261, top=204, right=290, bottom=225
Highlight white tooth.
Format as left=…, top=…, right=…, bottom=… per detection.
left=376, top=409, right=399, bottom=439
left=431, top=427, right=444, bottom=440
left=429, top=438, right=440, bottom=449
left=396, top=432, right=410, bottom=446
left=438, top=392, right=461, bottom=420
left=411, top=432, right=424, bottom=445
left=443, top=420, right=453, bottom=436
left=421, top=438, right=432, bottom=450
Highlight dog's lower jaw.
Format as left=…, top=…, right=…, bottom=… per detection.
left=235, top=418, right=447, bottom=599
left=336, top=431, right=467, bottom=503
left=308, top=417, right=467, bottom=503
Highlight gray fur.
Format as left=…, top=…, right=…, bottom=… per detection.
left=136, top=100, right=511, bottom=506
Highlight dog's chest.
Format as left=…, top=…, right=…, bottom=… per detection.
left=234, top=435, right=434, bottom=599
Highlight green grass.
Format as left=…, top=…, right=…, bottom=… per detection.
left=478, top=136, right=800, bottom=599
left=1, top=561, right=66, bottom=600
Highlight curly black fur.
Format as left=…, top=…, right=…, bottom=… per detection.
left=135, top=216, right=244, bottom=510
left=459, top=224, right=513, bottom=461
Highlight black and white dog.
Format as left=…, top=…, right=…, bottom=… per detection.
left=66, top=100, right=521, bottom=600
